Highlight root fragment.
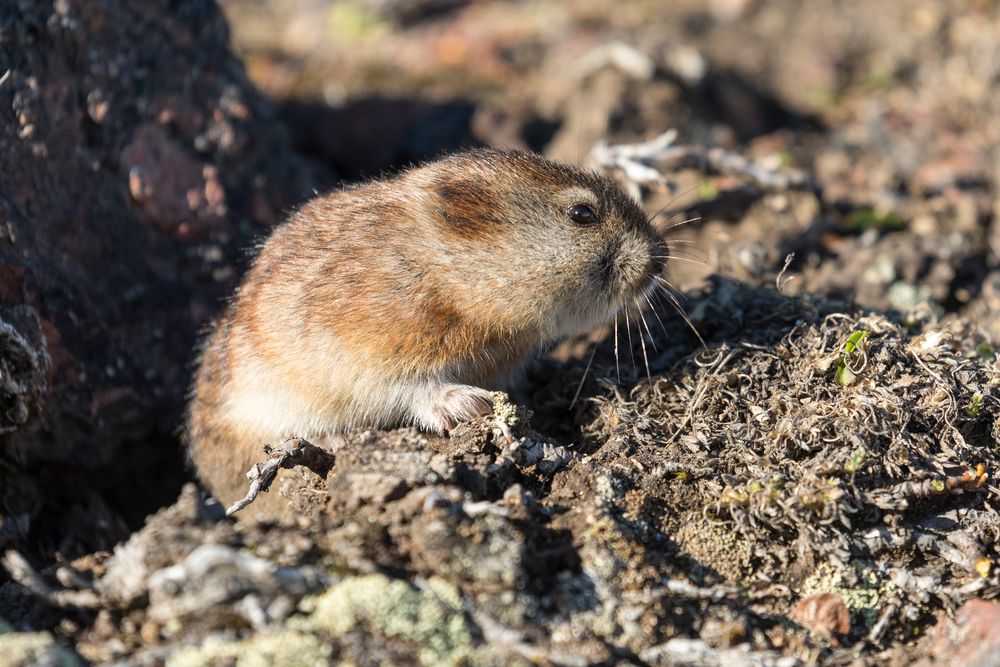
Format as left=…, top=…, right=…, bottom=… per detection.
left=591, top=129, right=814, bottom=195
left=2, top=550, right=100, bottom=609
left=869, top=465, right=989, bottom=510
left=226, top=437, right=335, bottom=516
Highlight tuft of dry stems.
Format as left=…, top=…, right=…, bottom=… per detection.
left=590, top=129, right=814, bottom=200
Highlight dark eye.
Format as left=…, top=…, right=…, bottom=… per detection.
left=567, top=204, right=598, bottom=225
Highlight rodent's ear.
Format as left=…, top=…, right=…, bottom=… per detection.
left=430, top=177, right=505, bottom=239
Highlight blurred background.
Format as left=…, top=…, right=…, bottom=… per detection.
left=221, top=0, right=1000, bottom=331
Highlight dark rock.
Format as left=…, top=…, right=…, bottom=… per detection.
left=0, top=0, right=329, bottom=554
left=919, top=599, right=1000, bottom=667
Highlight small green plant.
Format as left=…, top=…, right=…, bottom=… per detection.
left=848, top=208, right=904, bottom=232
left=965, top=393, right=983, bottom=418
left=976, top=341, right=996, bottom=361
left=835, top=330, right=870, bottom=386
left=844, top=449, right=866, bottom=474
left=862, top=68, right=896, bottom=92
left=806, top=85, right=839, bottom=108
left=328, top=1, right=384, bottom=40
left=697, top=179, right=719, bottom=201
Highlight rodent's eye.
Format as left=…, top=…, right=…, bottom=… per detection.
left=568, top=204, right=598, bottom=225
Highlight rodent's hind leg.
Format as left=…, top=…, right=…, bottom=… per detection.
left=411, top=382, right=494, bottom=434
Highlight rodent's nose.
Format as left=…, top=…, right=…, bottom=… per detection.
left=646, top=237, right=667, bottom=278
left=616, top=235, right=666, bottom=300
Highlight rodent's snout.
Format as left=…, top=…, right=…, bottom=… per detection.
left=637, top=235, right=668, bottom=298
left=645, top=235, right=668, bottom=282
left=604, top=232, right=666, bottom=303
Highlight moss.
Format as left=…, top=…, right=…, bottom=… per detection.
left=0, top=631, right=83, bottom=667
left=675, top=517, right=753, bottom=584
left=166, top=631, right=331, bottom=667
left=294, top=574, right=474, bottom=666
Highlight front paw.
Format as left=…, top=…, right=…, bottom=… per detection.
left=414, top=384, right=494, bottom=434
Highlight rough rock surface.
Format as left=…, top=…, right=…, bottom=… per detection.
left=0, top=0, right=328, bottom=553
left=917, top=599, right=1000, bottom=667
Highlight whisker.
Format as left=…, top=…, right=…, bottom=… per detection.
left=656, top=284, right=707, bottom=350
left=613, top=313, right=621, bottom=383
left=653, top=255, right=709, bottom=267
left=645, top=182, right=704, bottom=228
left=624, top=305, right=637, bottom=372
left=646, top=199, right=681, bottom=229
left=654, top=275, right=689, bottom=303
left=647, top=203, right=672, bottom=227
left=664, top=246, right=712, bottom=256
left=636, top=304, right=657, bottom=353
left=661, top=244, right=710, bottom=259
left=662, top=245, right=710, bottom=259
left=569, top=343, right=597, bottom=409
left=637, top=312, right=652, bottom=385
left=644, top=293, right=671, bottom=339
left=654, top=215, right=702, bottom=232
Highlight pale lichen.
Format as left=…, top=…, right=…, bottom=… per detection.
left=801, top=561, right=893, bottom=628
left=490, top=391, right=524, bottom=429
left=294, top=574, right=474, bottom=666
left=0, top=630, right=83, bottom=667
left=165, top=631, right=331, bottom=667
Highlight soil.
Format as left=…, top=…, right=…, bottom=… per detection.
left=1, top=1, right=999, bottom=665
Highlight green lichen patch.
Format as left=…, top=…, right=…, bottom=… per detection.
left=294, top=574, right=474, bottom=666
left=801, top=561, right=893, bottom=629
left=0, top=630, right=83, bottom=667
left=490, top=390, right=526, bottom=429
left=166, top=631, right=331, bottom=667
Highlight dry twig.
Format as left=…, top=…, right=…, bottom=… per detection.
left=871, top=465, right=989, bottom=509
left=662, top=577, right=740, bottom=601
left=776, top=253, right=796, bottom=294
left=2, top=550, right=100, bottom=609
left=591, top=130, right=814, bottom=195
left=226, top=437, right=335, bottom=516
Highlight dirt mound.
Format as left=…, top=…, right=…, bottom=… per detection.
left=3, top=279, right=997, bottom=664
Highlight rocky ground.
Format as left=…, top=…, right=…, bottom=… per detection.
left=1, top=0, right=999, bottom=665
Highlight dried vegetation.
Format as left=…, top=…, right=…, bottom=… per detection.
left=3, top=274, right=997, bottom=665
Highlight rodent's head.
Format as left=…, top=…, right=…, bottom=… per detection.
left=414, top=149, right=666, bottom=341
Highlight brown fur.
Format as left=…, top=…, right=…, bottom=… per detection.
left=186, top=149, right=666, bottom=518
